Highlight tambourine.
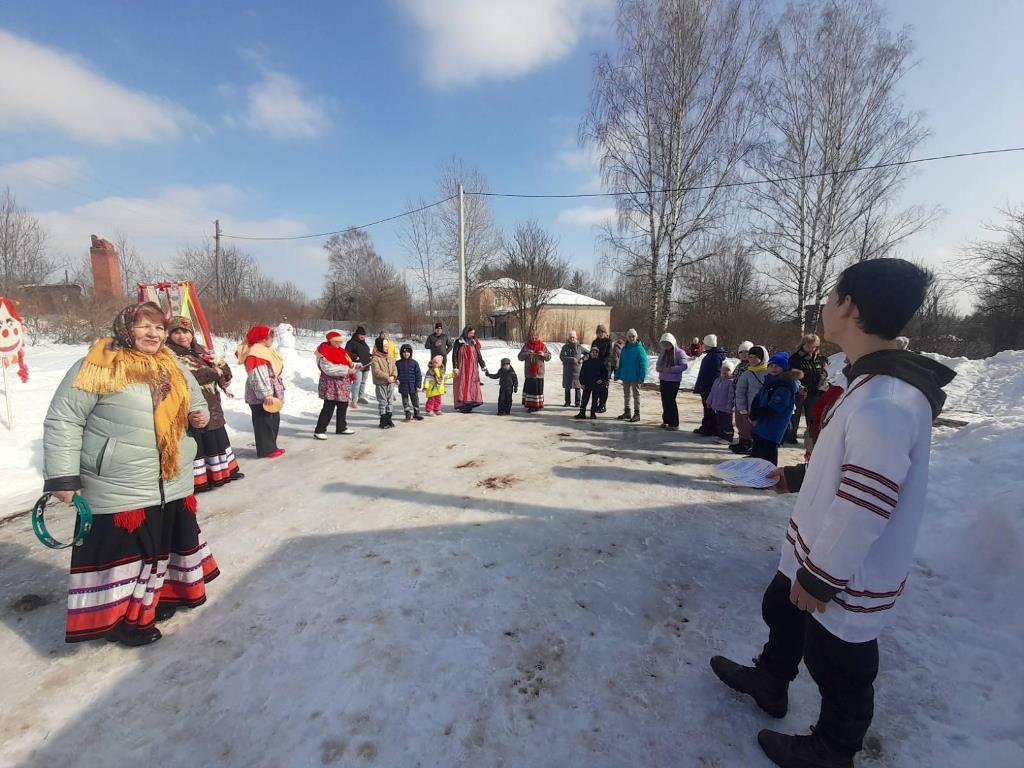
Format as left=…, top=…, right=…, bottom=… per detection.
left=32, top=493, right=93, bottom=549
left=262, top=397, right=283, bottom=413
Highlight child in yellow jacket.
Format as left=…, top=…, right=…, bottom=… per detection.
left=423, top=355, right=453, bottom=415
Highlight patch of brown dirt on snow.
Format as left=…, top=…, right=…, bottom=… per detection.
left=456, top=459, right=482, bottom=469
left=478, top=474, right=520, bottom=489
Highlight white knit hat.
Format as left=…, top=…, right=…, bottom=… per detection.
left=737, top=340, right=753, bottom=353
left=703, top=334, right=717, bottom=347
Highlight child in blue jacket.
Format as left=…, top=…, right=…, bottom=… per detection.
left=396, top=344, right=424, bottom=421
left=749, top=351, right=803, bottom=465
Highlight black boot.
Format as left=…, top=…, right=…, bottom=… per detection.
left=617, top=410, right=632, bottom=420
left=590, top=411, right=597, bottom=419
left=155, top=603, right=178, bottom=622
left=730, top=439, right=752, bottom=455
left=385, top=413, right=396, bottom=428
left=379, top=415, right=387, bottom=429
left=573, top=410, right=587, bottom=420
left=710, top=656, right=789, bottom=718
left=564, top=389, right=571, bottom=407
left=106, top=622, right=162, bottom=647
left=757, top=728, right=853, bottom=768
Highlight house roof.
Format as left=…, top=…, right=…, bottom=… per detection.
left=485, top=279, right=606, bottom=309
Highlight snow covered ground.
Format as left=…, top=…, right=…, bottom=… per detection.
left=0, top=338, right=1022, bottom=767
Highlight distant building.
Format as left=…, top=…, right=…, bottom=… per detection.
left=480, top=280, right=612, bottom=342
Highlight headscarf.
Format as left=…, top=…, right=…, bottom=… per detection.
left=75, top=304, right=190, bottom=480
left=317, top=330, right=353, bottom=367
left=235, top=324, right=284, bottom=375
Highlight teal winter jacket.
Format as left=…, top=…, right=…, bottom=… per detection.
left=615, top=341, right=649, bottom=383
left=42, top=357, right=208, bottom=514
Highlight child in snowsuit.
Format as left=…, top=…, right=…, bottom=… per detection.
left=749, top=351, right=803, bottom=465
left=575, top=346, right=606, bottom=420
left=396, top=343, right=424, bottom=421
left=370, top=337, right=398, bottom=429
left=423, top=355, right=452, bottom=415
left=486, top=358, right=518, bottom=415
left=707, top=361, right=736, bottom=442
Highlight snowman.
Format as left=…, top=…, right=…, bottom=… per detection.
left=0, top=297, right=28, bottom=383
left=275, top=316, right=296, bottom=351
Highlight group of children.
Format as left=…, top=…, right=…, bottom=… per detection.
left=696, top=337, right=841, bottom=466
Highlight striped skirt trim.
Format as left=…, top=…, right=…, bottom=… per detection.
left=522, top=378, right=545, bottom=409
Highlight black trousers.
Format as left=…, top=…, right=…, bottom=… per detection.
left=579, top=385, right=598, bottom=414
left=249, top=404, right=280, bottom=457
left=789, top=388, right=819, bottom=441
left=749, top=434, right=779, bottom=465
left=698, top=393, right=717, bottom=433
left=564, top=387, right=581, bottom=406
left=315, top=400, right=349, bottom=434
left=660, top=379, right=681, bottom=427
left=759, top=572, right=879, bottom=758
left=498, top=387, right=513, bottom=414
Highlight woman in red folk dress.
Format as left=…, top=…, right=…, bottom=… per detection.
left=451, top=326, right=487, bottom=413
left=518, top=330, right=551, bottom=412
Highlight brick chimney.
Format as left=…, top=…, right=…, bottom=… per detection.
left=90, top=235, right=122, bottom=299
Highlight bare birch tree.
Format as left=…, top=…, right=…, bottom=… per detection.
left=749, top=0, right=935, bottom=331
left=397, top=197, right=445, bottom=315
left=495, top=221, right=570, bottom=340
left=0, top=187, right=54, bottom=292
left=581, top=0, right=764, bottom=342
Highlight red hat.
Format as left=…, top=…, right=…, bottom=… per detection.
left=326, top=329, right=344, bottom=342
left=245, top=325, right=272, bottom=345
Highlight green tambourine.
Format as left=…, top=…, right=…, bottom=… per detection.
left=32, top=493, right=93, bottom=549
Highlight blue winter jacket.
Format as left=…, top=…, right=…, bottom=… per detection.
left=615, top=341, right=649, bottom=383
left=396, top=358, right=423, bottom=395
left=693, top=346, right=727, bottom=396
left=750, top=370, right=803, bottom=445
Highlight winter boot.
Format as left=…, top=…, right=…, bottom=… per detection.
left=710, top=656, right=788, bottom=718
left=106, top=622, right=162, bottom=647
left=564, top=389, right=571, bottom=407
left=757, top=728, right=853, bottom=768
left=617, top=410, right=632, bottom=421
left=573, top=410, right=587, bottom=420
left=379, top=415, right=388, bottom=429
left=629, top=411, right=641, bottom=423
left=414, top=411, right=424, bottom=421
left=730, top=439, right=752, bottom=455
left=404, top=412, right=413, bottom=422
left=385, top=413, right=396, bottom=428
left=589, top=410, right=597, bottom=419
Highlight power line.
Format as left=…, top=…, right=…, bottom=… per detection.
left=466, top=145, right=1024, bottom=199
left=221, top=195, right=456, bottom=241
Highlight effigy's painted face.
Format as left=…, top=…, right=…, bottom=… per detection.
left=0, top=301, right=25, bottom=362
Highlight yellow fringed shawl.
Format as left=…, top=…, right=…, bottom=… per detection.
left=73, top=338, right=190, bottom=480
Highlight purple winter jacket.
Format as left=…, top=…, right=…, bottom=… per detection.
left=656, top=346, right=689, bottom=383
left=708, top=375, right=736, bottom=413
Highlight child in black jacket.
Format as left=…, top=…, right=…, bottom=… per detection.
left=486, top=358, right=518, bottom=415
left=575, top=347, right=606, bottom=420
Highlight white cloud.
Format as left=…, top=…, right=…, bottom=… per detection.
left=557, top=205, right=617, bottom=227
left=0, top=28, right=191, bottom=144
left=0, top=155, right=88, bottom=189
left=556, top=141, right=604, bottom=193
left=399, top=0, right=612, bottom=87
left=36, top=185, right=329, bottom=293
left=244, top=70, right=331, bottom=139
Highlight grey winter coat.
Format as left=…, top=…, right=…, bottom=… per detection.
left=559, top=341, right=583, bottom=389
left=734, top=366, right=768, bottom=414
left=42, top=358, right=208, bottom=515
left=518, top=343, right=552, bottom=380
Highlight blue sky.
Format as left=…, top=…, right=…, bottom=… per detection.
left=1, top=1, right=1022, bottom=307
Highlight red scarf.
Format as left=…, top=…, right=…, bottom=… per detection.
left=317, top=341, right=352, bottom=366
left=526, top=338, right=545, bottom=377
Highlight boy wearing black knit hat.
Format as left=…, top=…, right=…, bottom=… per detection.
left=486, top=358, right=518, bottom=415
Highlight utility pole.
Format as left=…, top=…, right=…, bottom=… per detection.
left=458, top=184, right=466, bottom=333
left=213, top=219, right=222, bottom=304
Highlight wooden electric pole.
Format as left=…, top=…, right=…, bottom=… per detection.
left=213, top=219, right=222, bottom=304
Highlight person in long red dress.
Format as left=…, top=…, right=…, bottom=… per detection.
left=451, top=326, right=487, bottom=413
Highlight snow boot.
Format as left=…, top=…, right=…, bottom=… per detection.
left=730, top=439, right=752, bottom=455
left=710, top=656, right=788, bottom=718
left=757, top=728, right=853, bottom=768
left=617, top=410, right=632, bottom=421
left=379, top=415, right=388, bottom=429
left=629, top=412, right=640, bottom=423
left=385, top=413, right=396, bottom=428
left=573, top=410, right=587, bottom=419
left=414, top=412, right=424, bottom=421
